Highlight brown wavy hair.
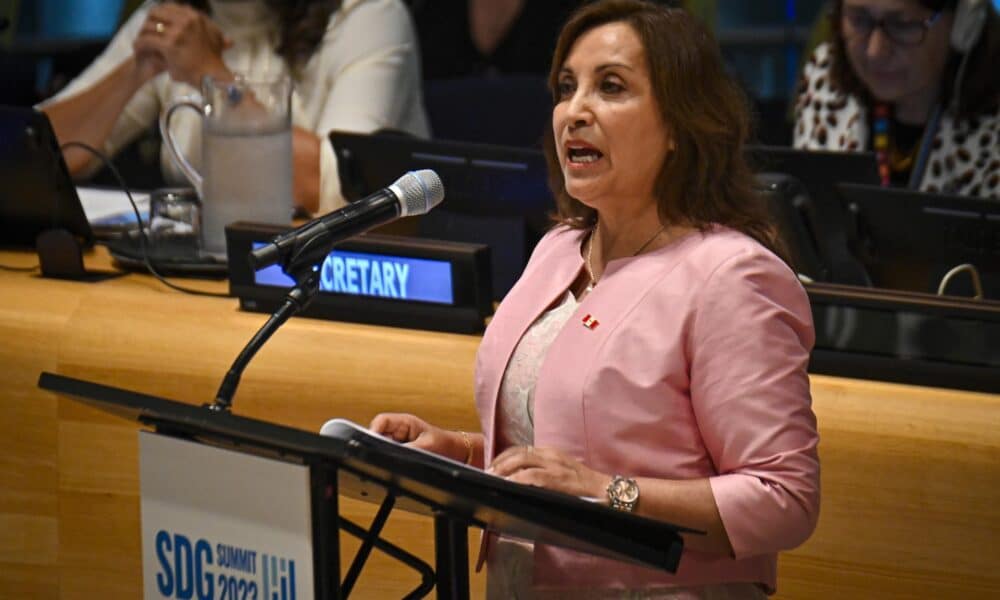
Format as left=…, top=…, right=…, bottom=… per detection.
left=544, top=0, right=787, bottom=260
left=828, top=0, right=1000, bottom=120
left=183, top=0, right=340, bottom=70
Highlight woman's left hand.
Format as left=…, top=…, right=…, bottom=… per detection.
left=488, top=445, right=608, bottom=499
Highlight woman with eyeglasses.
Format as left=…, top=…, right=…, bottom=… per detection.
left=794, top=0, right=999, bottom=198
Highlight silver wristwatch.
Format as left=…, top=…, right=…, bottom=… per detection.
left=607, top=475, right=639, bottom=512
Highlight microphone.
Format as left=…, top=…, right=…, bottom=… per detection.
left=250, top=169, right=444, bottom=270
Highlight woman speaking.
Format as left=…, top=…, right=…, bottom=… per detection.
left=372, top=1, right=820, bottom=597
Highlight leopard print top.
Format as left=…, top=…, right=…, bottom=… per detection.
left=793, top=43, right=999, bottom=199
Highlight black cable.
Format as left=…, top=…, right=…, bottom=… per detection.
left=0, top=264, right=40, bottom=272
left=60, top=141, right=229, bottom=298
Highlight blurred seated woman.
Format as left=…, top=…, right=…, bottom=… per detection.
left=794, top=0, right=999, bottom=198
left=41, top=0, right=429, bottom=213
left=409, top=0, right=582, bottom=79
left=371, top=1, right=820, bottom=597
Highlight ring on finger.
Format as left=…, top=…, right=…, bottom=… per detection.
left=155, top=21, right=166, bottom=34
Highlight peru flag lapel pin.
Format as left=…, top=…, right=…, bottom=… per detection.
left=582, top=314, right=599, bottom=330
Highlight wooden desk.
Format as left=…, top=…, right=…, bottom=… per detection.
left=1, top=248, right=998, bottom=598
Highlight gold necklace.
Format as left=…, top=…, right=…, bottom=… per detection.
left=584, top=222, right=666, bottom=292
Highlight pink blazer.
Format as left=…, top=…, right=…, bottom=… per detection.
left=474, top=225, right=820, bottom=592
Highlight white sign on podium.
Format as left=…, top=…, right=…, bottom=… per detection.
left=139, top=431, right=315, bottom=600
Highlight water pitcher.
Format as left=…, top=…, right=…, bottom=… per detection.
left=160, top=74, right=293, bottom=257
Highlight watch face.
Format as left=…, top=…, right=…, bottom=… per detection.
left=619, top=480, right=639, bottom=503
left=611, top=477, right=639, bottom=504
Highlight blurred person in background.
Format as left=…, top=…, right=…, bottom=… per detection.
left=407, top=0, right=582, bottom=79
left=41, top=0, right=429, bottom=214
left=794, top=0, right=999, bottom=198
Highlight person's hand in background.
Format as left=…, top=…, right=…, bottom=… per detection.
left=134, top=2, right=233, bottom=87
left=131, top=38, right=166, bottom=85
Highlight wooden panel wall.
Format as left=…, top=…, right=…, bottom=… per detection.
left=779, top=376, right=1000, bottom=598
left=1, top=249, right=998, bottom=599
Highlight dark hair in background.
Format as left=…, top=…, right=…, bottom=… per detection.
left=182, top=0, right=340, bottom=70
left=544, top=0, right=787, bottom=261
left=828, top=0, right=1000, bottom=120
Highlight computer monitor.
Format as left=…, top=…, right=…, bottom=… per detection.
left=747, top=145, right=879, bottom=286
left=0, top=105, right=93, bottom=248
left=837, top=182, right=1000, bottom=299
left=747, top=145, right=880, bottom=187
left=754, top=173, right=827, bottom=281
left=330, top=131, right=555, bottom=299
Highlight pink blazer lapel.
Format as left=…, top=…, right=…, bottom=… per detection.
left=475, top=228, right=586, bottom=463
left=531, top=231, right=704, bottom=463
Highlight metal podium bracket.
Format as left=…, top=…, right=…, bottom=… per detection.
left=311, top=464, right=342, bottom=600
left=433, top=514, right=470, bottom=600
left=338, top=493, right=435, bottom=599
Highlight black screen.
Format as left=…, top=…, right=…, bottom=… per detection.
left=0, top=105, right=93, bottom=248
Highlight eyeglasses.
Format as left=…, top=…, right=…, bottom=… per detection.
left=841, top=8, right=943, bottom=47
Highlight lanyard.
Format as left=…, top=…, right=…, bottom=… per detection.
left=872, top=102, right=943, bottom=189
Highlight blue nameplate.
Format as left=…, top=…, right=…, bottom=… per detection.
left=227, top=223, right=492, bottom=334
left=254, top=247, right=455, bottom=305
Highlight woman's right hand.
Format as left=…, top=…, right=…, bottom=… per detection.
left=369, top=413, right=467, bottom=462
left=133, top=2, right=232, bottom=88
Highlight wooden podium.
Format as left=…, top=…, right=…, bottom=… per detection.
left=39, top=372, right=696, bottom=599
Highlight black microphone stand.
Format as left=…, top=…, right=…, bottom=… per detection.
left=211, top=226, right=358, bottom=411
left=210, top=263, right=319, bottom=412
left=206, top=250, right=439, bottom=597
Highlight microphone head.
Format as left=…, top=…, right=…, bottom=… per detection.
left=391, top=169, right=445, bottom=217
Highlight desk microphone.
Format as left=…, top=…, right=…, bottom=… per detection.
left=250, top=169, right=444, bottom=270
